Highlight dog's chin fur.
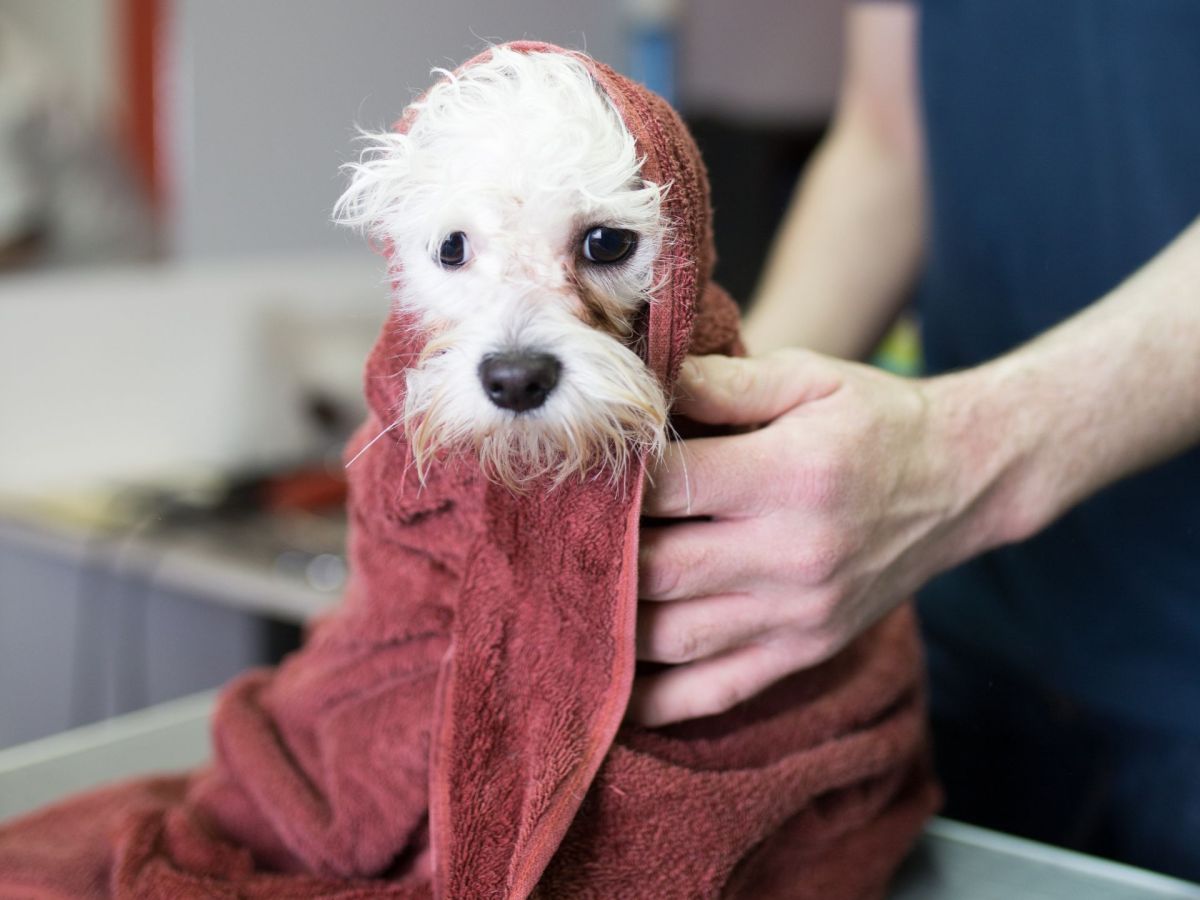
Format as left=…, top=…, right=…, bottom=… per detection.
left=406, top=307, right=668, bottom=491
left=335, top=46, right=672, bottom=490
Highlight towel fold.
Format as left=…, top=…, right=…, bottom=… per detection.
left=0, top=42, right=938, bottom=899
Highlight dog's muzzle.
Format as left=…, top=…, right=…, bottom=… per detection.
left=479, top=351, right=562, bottom=412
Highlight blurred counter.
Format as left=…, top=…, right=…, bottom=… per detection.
left=0, top=496, right=346, bottom=624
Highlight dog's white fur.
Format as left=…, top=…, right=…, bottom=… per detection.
left=335, top=48, right=670, bottom=489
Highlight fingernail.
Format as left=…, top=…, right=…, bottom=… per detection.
left=680, top=357, right=703, bottom=386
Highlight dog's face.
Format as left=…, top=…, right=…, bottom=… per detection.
left=336, top=48, right=670, bottom=489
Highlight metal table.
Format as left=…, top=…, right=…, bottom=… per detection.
left=2, top=694, right=1198, bottom=898
left=892, top=819, right=1200, bottom=899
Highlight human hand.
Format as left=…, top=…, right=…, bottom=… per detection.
left=629, top=349, right=997, bottom=726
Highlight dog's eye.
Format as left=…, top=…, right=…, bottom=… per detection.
left=582, top=227, right=637, bottom=264
left=437, top=232, right=471, bottom=268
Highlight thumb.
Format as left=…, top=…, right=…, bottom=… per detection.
left=672, top=350, right=844, bottom=426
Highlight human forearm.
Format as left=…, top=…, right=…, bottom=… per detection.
left=744, top=122, right=924, bottom=359
left=743, top=3, right=924, bottom=359
left=929, top=214, right=1200, bottom=554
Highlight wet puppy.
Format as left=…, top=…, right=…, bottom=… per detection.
left=336, top=47, right=671, bottom=489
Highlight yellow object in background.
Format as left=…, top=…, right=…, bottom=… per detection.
left=871, top=314, right=922, bottom=376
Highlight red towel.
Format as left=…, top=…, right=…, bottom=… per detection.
left=0, top=42, right=938, bottom=899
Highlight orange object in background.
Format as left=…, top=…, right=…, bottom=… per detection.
left=119, top=0, right=161, bottom=209
left=259, top=466, right=348, bottom=514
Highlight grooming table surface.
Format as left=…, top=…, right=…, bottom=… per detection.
left=892, top=819, right=1200, bottom=899
left=2, top=693, right=1199, bottom=899
left=0, top=691, right=215, bottom=820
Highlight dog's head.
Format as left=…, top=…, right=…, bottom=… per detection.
left=336, top=47, right=673, bottom=489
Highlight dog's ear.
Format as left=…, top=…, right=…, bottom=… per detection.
left=333, top=130, right=414, bottom=244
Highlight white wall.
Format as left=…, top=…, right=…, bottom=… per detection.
left=162, top=0, right=848, bottom=262
left=162, top=0, right=626, bottom=261
left=0, top=253, right=388, bottom=496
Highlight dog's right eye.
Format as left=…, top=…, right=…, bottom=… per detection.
left=437, top=232, right=471, bottom=268
left=582, top=227, right=637, bottom=265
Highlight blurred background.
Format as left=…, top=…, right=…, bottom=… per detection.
left=0, top=0, right=848, bottom=748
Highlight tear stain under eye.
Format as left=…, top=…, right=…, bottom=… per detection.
left=570, top=272, right=636, bottom=340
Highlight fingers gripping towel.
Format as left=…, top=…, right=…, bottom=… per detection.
left=0, top=42, right=938, bottom=899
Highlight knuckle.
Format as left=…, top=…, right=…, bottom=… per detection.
left=662, top=628, right=702, bottom=664
left=789, top=533, right=843, bottom=585
left=656, top=610, right=729, bottom=664
left=646, top=558, right=682, bottom=599
left=723, top=357, right=758, bottom=403
left=641, top=537, right=694, bottom=601
left=798, top=588, right=841, bottom=629
left=698, top=680, right=748, bottom=719
left=651, top=535, right=717, bottom=599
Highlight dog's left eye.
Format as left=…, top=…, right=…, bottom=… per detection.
left=582, top=227, right=637, bottom=264
left=437, top=232, right=471, bottom=268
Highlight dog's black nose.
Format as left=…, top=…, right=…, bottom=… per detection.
left=479, top=352, right=562, bottom=412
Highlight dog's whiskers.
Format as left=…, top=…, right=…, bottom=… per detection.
left=345, top=418, right=401, bottom=468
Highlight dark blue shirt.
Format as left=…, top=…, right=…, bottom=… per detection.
left=915, top=0, right=1200, bottom=733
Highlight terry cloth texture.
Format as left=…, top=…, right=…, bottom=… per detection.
left=0, top=42, right=938, bottom=899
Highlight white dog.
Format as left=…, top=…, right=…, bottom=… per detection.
left=335, top=47, right=672, bottom=489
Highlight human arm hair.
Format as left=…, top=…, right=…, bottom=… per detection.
left=933, top=213, right=1200, bottom=548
